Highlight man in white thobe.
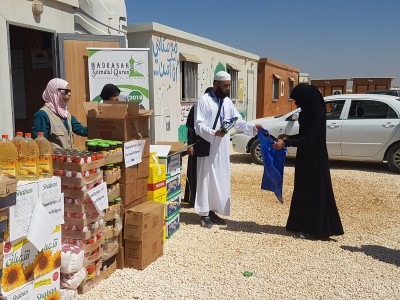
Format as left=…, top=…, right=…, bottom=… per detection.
left=194, top=71, right=262, bottom=228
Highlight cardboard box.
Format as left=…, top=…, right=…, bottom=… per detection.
left=141, top=138, right=150, bottom=157
left=83, top=248, right=103, bottom=267
left=147, top=180, right=166, bottom=192
left=147, top=184, right=166, bottom=201
left=123, top=197, right=147, bottom=211
left=34, top=225, right=61, bottom=279
left=124, top=230, right=163, bottom=270
left=78, top=268, right=103, bottom=294
left=108, top=185, right=120, bottom=202
left=165, top=193, right=181, bottom=220
left=0, top=175, right=17, bottom=210
left=8, top=181, right=39, bottom=242
left=116, top=246, right=124, bottom=269
left=53, top=158, right=104, bottom=172
left=104, top=203, right=122, bottom=222
left=155, top=142, right=189, bottom=176
left=33, top=268, right=60, bottom=300
left=63, top=215, right=102, bottom=227
left=148, top=162, right=166, bottom=184
left=124, top=202, right=164, bottom=241
left=61, top=171, right=103, bottom=187
left=0, top=209, right=8, bottom=234
left=101, top=260, right=117, bottom=280
left=134, top=178, right=146, bottom=199
left=0, top=282, right=33, bottom=300
left=1, top=238, right=38, bottom=294
left=34, top=269, right=61, bottom=297
left=62, top=175, right=103, bottom=200
left=166, top=173, right=181, bottom=197
left=77, top=235, right=104, bottom=256
left=137, top=157, right=149, bottom=178
left=120, top=182, right=138, bottom=207
left=61, top=224, right=104, bottom=240
left=120, top=165, right=138, bottom=184
left=104, top=169, right=121, bottom=185
left=83, top=101, right=152, bottom=141
left=103, top=227, right=121, bottom=240
left=102, top=243, right=118, bottom=261
left=103, top=151, right=123, bottom=165
left=64, top=203, right=97, bottom=214
left=165, top=211, right=180, bottom=239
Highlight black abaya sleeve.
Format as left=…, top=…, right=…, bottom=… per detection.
left=285, top=109, right=325, bottom=148
left=186, top=106, right=196, bottom=145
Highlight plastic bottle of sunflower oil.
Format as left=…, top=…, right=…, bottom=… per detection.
left=0, top=134, right=18, bottom=177
left=35, top=132, right=53, bottom=178
left=12, top=131, right=28, bottom=180
left=21, top=133, right=40, bottom=180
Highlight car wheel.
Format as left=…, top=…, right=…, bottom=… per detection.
left=387, top=143, right=400, bottom=173
left=250, top=139, right=264, bottom=165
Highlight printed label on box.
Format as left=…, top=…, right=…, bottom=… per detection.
left=166, top=174, right=181, bottom=196
left=33, top=268, right=60, bottom=300
left=124, top=140, right=145, bottom=168
left=1, top=237, right=38, bottom=294
left=9, top=182, right=38, bottom=241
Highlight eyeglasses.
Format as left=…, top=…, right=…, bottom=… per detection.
left=58, top=88, right=71, bottom=94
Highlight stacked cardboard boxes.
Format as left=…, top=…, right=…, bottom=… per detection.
left=0, top=175, right=16, bottom=284
left=123, top=201, right=164, bottom=270
left=120, top=138, right=150, bottom=209
left=1, top=176, right=63, bottom=299
left=152, top=142, right=188, bottom=239
left=83, top=101, right=153, bottom=271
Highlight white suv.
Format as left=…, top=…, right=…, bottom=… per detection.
left=232, top=94, right=400, bottom=173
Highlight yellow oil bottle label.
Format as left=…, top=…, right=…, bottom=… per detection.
left=20, top=158, right=38, bottom=176
left=38, top=156, right=52, bottom=175
left=0, top=161, right=18, bottom=176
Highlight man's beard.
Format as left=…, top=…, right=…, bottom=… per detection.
left=215, top=87, right=229, bottom=99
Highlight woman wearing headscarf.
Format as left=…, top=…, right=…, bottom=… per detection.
left=273, top=84, right=344, bottom=240
left=100, top=83, right=121, bottom=101
left=32, top=78, right=87, bottom=149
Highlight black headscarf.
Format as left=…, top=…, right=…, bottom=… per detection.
left=290, top=84, right=325, bottom=116
left=100, top=84, right=120, bottom=101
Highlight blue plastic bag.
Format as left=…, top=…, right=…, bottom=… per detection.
left=258, top=128, right=286, bottom=203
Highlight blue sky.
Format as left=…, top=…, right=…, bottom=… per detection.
left=126, top=0, right=400, bottom=86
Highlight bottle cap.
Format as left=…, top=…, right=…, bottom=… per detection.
left=16, top=131, right=23, bottom=137
left=25, top=133, right=32, bottom=138
left=1, top=134, right=8, bottom=139
left=38, top=132, right=44, bottom=137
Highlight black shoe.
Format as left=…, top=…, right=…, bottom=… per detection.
left=200, top=216, right=213, bottom=228
left=209, top=211, right=226, bottom=225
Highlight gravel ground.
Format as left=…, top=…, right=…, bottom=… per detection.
left=79, top=152, right=400, bottom=300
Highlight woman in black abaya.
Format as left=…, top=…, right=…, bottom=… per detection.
left=273, top=84, right=344, bottom=239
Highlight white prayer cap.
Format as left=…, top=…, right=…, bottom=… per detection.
left=214, top=71, right=231, bottom=81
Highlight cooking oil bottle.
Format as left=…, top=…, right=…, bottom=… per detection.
left=35, top=132, right=53, bottom=178
left=0, top=134, right=18, bottom=177
left=12, top=131, right=28, bottom=180
left=21, top=133, right=39, bottom=180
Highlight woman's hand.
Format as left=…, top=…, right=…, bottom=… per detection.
left=277, top=134, right=289, bottom=141
left=272, top=139, right=285, bottom=150
left=187, top=146, right=194, bottom=156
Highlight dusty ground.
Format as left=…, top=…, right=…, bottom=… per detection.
left=78, top=152, right=400, bottom=300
